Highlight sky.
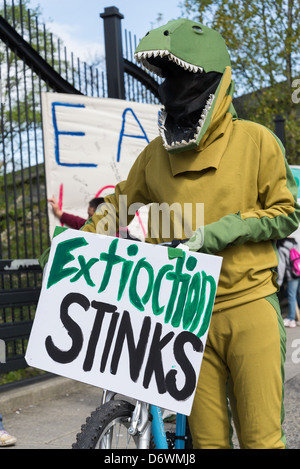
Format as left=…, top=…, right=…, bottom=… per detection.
left=28, top=0, right=188, bottom=62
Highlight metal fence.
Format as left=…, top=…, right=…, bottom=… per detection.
left=0, top=1, right=159, bottom=377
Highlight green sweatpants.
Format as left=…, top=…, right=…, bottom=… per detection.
left=188, top=294, right=287, bottom=449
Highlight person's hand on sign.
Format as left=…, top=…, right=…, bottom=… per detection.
left=48, top=195, right=63, bottom=221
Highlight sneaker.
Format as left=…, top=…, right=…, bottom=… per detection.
left=283, top=318, right=297, bottom=328
left=283, top=318, right=291, bottom=327
left=0, top=430, right=17, bottom=447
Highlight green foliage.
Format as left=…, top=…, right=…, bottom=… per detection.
left=0, top=165, right=49, bottom=258
left=180, top=0, right=300, bottom=163
left=0, top=367, right=46, bottom=386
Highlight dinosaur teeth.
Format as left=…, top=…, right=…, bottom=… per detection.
left=158, top=108, right=167, bottom=130
left=134, top=50, right=203, bottom=74
left=193, top=94, right=215, bottom=139
left=159, top=93, right=215, bottom=152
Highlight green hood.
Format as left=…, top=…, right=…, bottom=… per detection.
left=134, top=19, right=234, bottom=154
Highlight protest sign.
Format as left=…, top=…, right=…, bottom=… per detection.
left=42, top=93, right=160, bottom=238
left=25, top=229, right=222, bottom=415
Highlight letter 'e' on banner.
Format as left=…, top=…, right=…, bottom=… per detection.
left=42, top=93, right=160, bottom=239
left=26, top=229, right=222, bottom=415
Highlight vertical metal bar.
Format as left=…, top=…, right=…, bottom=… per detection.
left=274, top=115, right=286, bottom=148
left=101, top=70, right=105, bottom=97
left=84, top=61, right=88, bottom=95
left=11, top=0, right=16, bottom=28
left=100, top=6, right=125, bottom=99
left=13, top=36, right=28, bottom=257
left=5, top=36, right=20, bottom=258
left=64, top=46, right=68, bottom=81
left=19, top=0, right=24, bottom=36
left=27, top=10, right=42, bottom=257
left=35, top=15, right=50, bottom=253
left=57, top=38, right=61, bottom=75
left=96, top=68, right=99, bottom=97
left=20, top=6, right=36, bottom=259
left=150, top=406, right=168, bottom=449
left=4, top=0, right=7, bottom=20
left=175, top=414, right=186, bottom=449
left=43, top=23, right=47, bottom=62
left=90, top=65, right=93, bottom=96
left=34, top=14, right=44, bottom=254
left=50, top=32, right=54, bottom=68
left=0, top=46, right=11, bottom=259
left=71, top=51, right=75, bottom=87
left=25, top=7, right=37, bottom=258
left=77, top=57, right=81, bottom=92
left=129, top=30, right=133, bottom=61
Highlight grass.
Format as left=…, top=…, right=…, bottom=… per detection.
left=0, top=367, right=46, bottom=386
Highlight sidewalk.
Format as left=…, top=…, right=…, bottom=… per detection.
left=0, top=327, right=299, bottom=449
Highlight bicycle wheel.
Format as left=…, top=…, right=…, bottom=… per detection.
left=72, top=400, right=149, bottom=449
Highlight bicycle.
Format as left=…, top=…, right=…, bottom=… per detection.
left=72, top=389, right=193, bottom=449
left=72, top=239, right=193, bottom=450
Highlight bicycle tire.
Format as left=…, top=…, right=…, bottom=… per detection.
left=72, top=400, right=149, bottom=449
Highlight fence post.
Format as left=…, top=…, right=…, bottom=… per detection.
left=274, top=115, right=286, bottom=148
left=100, top=6, right=125, bottom=99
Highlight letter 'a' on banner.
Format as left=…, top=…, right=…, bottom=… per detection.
left=26, top=229, right=222, bottom=416
left=42, top=93, right=160, bottom=240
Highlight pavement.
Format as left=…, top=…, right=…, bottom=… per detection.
left=0, top=327, right=299, bottom=450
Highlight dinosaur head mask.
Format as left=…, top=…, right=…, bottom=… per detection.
left=134, top=19, right=232, bottom=153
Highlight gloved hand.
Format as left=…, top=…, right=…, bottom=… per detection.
left=185, top=213, right=251, bottom=254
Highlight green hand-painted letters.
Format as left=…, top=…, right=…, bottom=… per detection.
left=46, top=237, right=216, bottom=338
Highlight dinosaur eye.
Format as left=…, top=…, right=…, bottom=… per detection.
left=192, top=25, right=203, bottom=34
left=163, top=30, right=169, bottom=36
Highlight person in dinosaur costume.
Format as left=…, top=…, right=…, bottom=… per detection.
left=82, top=19, right=300, bottom=448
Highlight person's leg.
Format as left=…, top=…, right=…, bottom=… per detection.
left=188, top=333, right=233, bottom=449
left=0, top=412, right=17, bottom=446
left=296, top=279, right=300, bottom=312
left=227, top=295, right=286, bottom=449
left=286, top=279, right=298, bottom=322
left=189, top=295, right=286, bottom=449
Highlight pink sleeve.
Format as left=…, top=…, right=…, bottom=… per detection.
left=60, top=212, right=87, bottom=230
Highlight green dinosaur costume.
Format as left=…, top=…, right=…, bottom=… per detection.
left=135, top=19, right=233, bottom=154
left=82, top=19, right=299, bottom=448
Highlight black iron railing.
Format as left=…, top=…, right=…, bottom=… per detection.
left=0, top=2, right=160, bottom=377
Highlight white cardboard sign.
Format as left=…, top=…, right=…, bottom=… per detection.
left=42, top=93, right=160, bottom=238
left=26, top=229, right=222, bottom=415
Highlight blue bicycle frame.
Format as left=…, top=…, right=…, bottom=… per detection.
left=150, top=406, right=186, bottom=449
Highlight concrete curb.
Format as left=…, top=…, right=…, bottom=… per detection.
left=0, top=376, right=91, bottom=414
